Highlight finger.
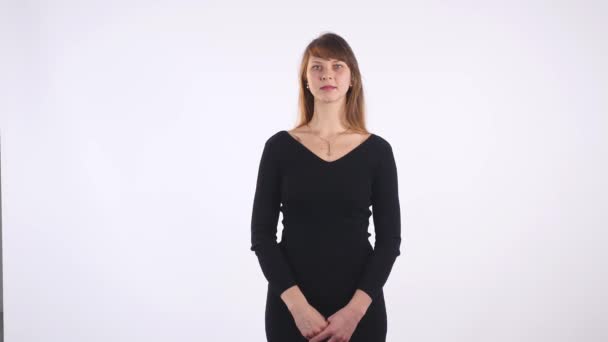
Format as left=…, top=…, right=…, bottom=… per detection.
left=309, top=328, right=332, bottom=342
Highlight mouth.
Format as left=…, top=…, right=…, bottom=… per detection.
left=321, top=86, right=336, bottom=90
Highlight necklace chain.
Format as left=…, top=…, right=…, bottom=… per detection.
left=305, top=123, right=351, bottom=157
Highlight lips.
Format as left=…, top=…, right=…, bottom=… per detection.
left=321, top=86, right=336, bottom=90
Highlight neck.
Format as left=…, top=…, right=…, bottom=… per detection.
left=308, top=99, right=348, bottom=136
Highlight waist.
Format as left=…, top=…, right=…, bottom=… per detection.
left=282, top=222, right=370, bottom=242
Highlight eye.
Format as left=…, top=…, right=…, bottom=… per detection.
left=312, top=65, right=320, bottom=70
left=335, top=64, right=343, bottom=68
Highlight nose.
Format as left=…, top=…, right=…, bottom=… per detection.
left=321, top=74, right=333, bottom=80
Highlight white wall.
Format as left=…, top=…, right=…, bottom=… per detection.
left=1, top=0, right=607, bottom=341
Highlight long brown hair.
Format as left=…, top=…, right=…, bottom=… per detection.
left=294, top=32, right=368, bottom=134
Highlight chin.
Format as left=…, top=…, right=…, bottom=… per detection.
left=319, top=93, right=344, bottom=99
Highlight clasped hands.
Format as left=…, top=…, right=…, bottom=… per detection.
left=290, top=302, right=365, bottom=342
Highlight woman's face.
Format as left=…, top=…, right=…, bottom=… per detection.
left=305, top=56, right=352, bottom=103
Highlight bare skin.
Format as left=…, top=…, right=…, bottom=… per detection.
left=290, top=301, right=331, bottom=339
left=281, top=286, right=329, bottom=339
left=286, top=128, right=372, bottom=163
left=309, top=306, right=363, bottom=342
left=281, top=285, right=370, bottom=341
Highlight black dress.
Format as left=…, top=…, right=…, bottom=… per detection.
left=250, top=130, right=402, bottom=342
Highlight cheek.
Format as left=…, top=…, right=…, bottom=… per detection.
left=339, top=74, right=351, bottom=85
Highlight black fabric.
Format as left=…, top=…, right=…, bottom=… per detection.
left=250, top=130, right=402, bottom=341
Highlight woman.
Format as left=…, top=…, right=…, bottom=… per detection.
left=250, top=32, right=402, bottom=342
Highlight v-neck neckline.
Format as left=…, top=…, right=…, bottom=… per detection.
left=282, top=130, right=375, bottom=165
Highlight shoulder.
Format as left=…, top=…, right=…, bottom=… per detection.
left=259, top=131, right=290, bottom=159
left=369, top=133, right=397, bottom=173
left=369, top=133, right=394, bottom=153
left=263, top=130, right=288, bottom=146
left=369, top=134, right=400, bottom=189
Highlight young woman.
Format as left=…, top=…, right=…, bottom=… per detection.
left=250, top=32, right=402, bottom=342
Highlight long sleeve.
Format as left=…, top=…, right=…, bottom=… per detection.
left=250, top=138, right=297, bottom=297
left=357, top=141, right=402, bottom=301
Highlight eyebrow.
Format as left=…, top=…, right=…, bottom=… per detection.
left=311, top=60, right=344, bottom=64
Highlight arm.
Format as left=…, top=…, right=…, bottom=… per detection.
left=280, top=284, right=309, bottom=312
left=250, top=138, right=298, bottom=299
left=355, top=141, right=402, bottom=303
left=345, top=289, right=373, bottom=318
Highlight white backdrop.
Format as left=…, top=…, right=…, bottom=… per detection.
left=1, top=0, right=607, bottom=341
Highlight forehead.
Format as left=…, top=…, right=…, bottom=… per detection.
left=309, top=56, right=344, bottom=63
